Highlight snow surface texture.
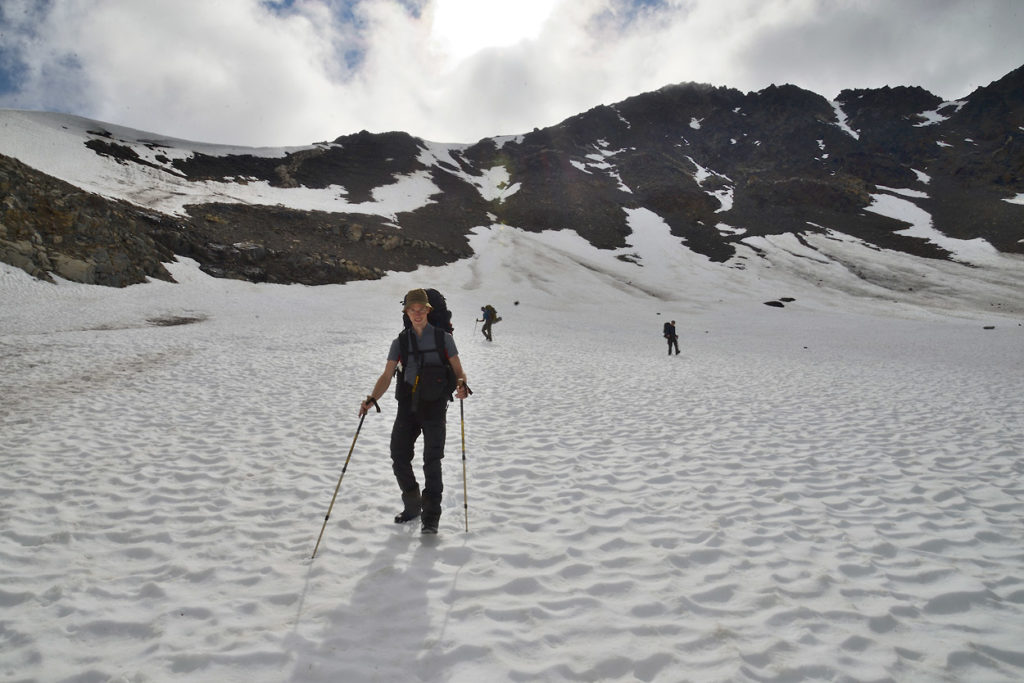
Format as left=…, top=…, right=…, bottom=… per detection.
left=3, top=215, right=1024, bottom=682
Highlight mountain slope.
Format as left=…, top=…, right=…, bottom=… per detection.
left=0, top=66, right=1021, bottom=297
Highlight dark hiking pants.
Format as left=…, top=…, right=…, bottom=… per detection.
left=391, top=398, right=447, bottom=522
left=667, top=336, right=680, bottom=354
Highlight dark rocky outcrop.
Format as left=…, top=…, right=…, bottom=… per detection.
left=151, top=203, right=472, bottom=285
left=0, top=154, right=175, bottom=286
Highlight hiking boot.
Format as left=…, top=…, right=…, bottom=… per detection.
left=420, top=493, right=441, bottom=534
left=395, top=509, right=420, bottom=523
left=394, top=486, right=421, bottom=524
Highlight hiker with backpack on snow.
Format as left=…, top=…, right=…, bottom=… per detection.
left=664, top=320, right=680, bottom=355
left=478, top=304, right=498, bottom=342
left=358, top=289, right=469, bottom=534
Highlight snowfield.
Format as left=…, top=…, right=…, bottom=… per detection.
left=2, top=217, right=1024, bottom=682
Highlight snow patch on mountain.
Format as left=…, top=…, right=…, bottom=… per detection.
left=915, top=100, right=967, bottom=127
left=687, top=156, right=734, bottom=211
left=830, top=101, right=859, bottom=139
left=572, top=140, right=632, bottom=193
left=418, top=142, right=519, bottom=203
left=866, top=192, right=1000, bottom=265
left=0, top=109, right=441, bottom=218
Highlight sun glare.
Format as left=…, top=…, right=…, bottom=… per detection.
left=430, top=0, right=560, bottom=60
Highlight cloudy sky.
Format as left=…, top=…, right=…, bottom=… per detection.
left=1, top=0, right=1022, bottom=146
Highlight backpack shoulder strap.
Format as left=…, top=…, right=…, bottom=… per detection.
left=398, top=329, right=412, bottom=364
left=408, top=327, right=420, bottom=359
left=434, top=327, right=451, bottom=365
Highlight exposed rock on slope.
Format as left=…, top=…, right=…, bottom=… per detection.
left=1, top=65, right=1021, bottom=286
left=0, top=154, right=174, bottom=286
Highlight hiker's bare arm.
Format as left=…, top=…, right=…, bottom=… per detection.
left=360, top=359, right=398, bottom=415
left=450, top=356, right=469, bottom=399
left=371, top=360, right=398, bottom=399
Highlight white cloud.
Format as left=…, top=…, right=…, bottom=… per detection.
left=0, top=0, right=1021, bottom=146
left=429, top=0, right=560, bottom=62
left=3, top=0, right=352, bottom=144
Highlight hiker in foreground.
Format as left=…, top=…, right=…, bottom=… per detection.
left=664, top=319, right=680, bottom=355
left=359, top=289, right=469, bottom=534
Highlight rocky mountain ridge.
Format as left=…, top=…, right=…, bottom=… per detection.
left=1, top=65, right=1021, bottom=288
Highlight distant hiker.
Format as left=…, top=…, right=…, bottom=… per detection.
left=664, top=320, right=680, bottom=355
left=478, top=304, right=499, bottom=342
left=359, top=288, right=469, bottom=534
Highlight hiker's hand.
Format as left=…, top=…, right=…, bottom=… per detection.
left=359, top=396, right=376, bottom=417
left=455, top=381, right=470, bottom=400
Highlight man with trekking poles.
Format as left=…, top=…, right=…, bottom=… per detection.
left=311, top=288, right=471, bottom=557
left=358, top=288, right=469, bottom=534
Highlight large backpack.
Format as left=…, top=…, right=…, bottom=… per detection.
left=483, top=304, right=499, bottom=323
left=663, top=321, right=672, bottom=337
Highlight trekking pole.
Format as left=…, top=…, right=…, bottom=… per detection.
left=311, top=397, right=379, bottom=560
left=459, top=384, right=473, bottom=532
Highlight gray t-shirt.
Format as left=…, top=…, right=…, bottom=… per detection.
left=388, top=323, right=459, bottom=386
